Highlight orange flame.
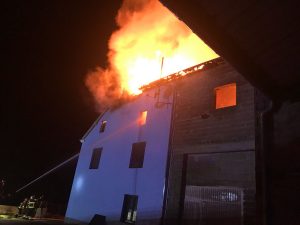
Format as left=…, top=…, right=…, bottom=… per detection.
left=86, top=0, right=218, bottom=109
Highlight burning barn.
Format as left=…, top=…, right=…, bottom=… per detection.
left=66, top=57, right=258, bottom=225
left=65, top=80, right=174, bottom=224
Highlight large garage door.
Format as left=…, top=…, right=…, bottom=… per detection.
left=183, top=185, right=244, bottom=225
left=182, top=151, right=256, bottom=225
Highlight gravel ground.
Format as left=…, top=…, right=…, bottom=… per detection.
left=0, top=218, right=70, bottom=225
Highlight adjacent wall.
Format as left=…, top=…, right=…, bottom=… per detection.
left=164, top=62, right=256, bottom=225
left=269, top=101, right=300, bottom=225
left=66, top=60, right=258, bottom=225
left=66, top=87, right=173, bottom=224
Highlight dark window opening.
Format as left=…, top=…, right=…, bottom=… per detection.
left=120, top=194, right=138, bottom=224
left=89, top=148, right=102, bottom=169
left=129, top=142, right=146, bottom=168
left=215, top=83, right=237, bottom=109
left=100, top=121, right=107, bottom=133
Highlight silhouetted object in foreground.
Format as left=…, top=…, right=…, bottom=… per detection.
left=25, top=195, right=38, bottom=219
left=16, top=197, right=29, bottom=217
left=15, top=195, right=47, bottom=219
left=89, top=214, right=106, bottom=225
left=0, top=179, right=6, bottom=202
left=35, top=195, right=48, bottom=218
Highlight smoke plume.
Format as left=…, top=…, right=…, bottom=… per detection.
left=85, top=0, right=218, bottom=111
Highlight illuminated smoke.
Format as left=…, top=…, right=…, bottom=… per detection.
left=85, top=0, right=218, bottom=111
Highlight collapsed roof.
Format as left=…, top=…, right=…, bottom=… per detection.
left=161, top=0, right=300, bottom=102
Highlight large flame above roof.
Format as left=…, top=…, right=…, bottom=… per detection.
left=86, top=0, right=218, bottom=109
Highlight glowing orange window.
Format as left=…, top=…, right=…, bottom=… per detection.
left=215, top=83, right=237, bottom=109
left=139, top=111, right=147, bottom=126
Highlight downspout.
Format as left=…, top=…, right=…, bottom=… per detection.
left=257, top=100, right=274, bottom=225
left=160, top=84, right=177, bottom=225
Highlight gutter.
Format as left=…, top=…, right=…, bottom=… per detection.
left=257, top=100, right=276, bottom=225
left=160, top=84, right=177, bottom=225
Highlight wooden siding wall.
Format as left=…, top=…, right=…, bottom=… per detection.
left=164, top=62, right=256, bottom=225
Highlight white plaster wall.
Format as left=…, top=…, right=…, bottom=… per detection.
left=66, top=86, right=173, bottom=223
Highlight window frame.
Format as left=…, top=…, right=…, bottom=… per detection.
left=138, top=111, right=147, bottom=126
left=89, top=147, right=103, bottom=169
left=214, top=83, right=237, bottom=109
left=129, top=142, right=146, bottom=168
left=120, top=194, right=138, bottom=224
left=99, top=120, right=107, bottom=133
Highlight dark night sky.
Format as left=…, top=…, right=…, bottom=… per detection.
left=1, top=1, right=122, bottom=204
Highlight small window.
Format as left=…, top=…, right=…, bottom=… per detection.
left=100, top=121, right=107, bottom=133
left=120, top=194, right=138, bottom=224
left=129, top=142, right=146, bottom=168
left=215, top=83, right=237, bottom=109
left=138, top=111, right=147, bottom=126
left=89, top=148, right=102, bottom=169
